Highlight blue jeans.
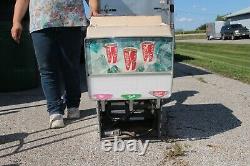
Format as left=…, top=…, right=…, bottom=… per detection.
left=31, top=27, right=83, bottom=115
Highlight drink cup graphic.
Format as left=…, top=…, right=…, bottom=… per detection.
left=105, top=43, right=118, bottom=64
left=123, top=47, right=137, bottom=71
left=142, top=41, right=155, bottom=62
left=123, top=48, right=132, bottom=70
left=130, top=49, right=137, bottom=70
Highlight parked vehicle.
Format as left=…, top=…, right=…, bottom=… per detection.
left=220, top=24, right=250, bottom=40
left=206, top=21, right=226, bottom=40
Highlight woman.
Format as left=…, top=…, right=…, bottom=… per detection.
left=11, top=0, right=99, bottom=128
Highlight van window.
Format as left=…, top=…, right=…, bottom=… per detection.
left=230, top=24, right=243, bottom=29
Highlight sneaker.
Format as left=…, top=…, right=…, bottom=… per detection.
left=67, top=107, right=80, bottom=119
left=49, top=114, right=65, bottom=129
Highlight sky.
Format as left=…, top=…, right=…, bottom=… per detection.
left=175, top=0, right=250, bottom=30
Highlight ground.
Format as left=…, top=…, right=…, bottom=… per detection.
left=0, top=63, right=250, bottom=166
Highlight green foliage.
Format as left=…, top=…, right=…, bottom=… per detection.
left=175, top=34, right=206, bottom=40
left=175, top=30, right=206, bottom=35
left=167, top=143, right=186, bottom=159
left=216, top=15, right=226, bottom=21
left=196, top=24, right=207, bottom=31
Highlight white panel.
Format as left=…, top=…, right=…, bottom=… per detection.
left=100, top=0, right=162, bottom=16
left=99, top=0, right=172, bottom=24
left=214, top=21, right=226, bottom=38
left=87, top=74, right=173, bottom=100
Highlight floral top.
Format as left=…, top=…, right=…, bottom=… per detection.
left=29, top=0, right=88, bottom=32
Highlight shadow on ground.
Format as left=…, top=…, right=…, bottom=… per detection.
left=165, top=90, right=242, bottom=140
left=174, top=62, right=211, bottom=78
left=0, top=132, right=29, bottom=156
left=0, top=108, right=97, bottom=159
left=0, top=88, right=45, bottom=107
left=64, top=108, right=96, bottom=126
left=175, top=54, right=195, bottom=62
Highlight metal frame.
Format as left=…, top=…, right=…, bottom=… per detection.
left=96, top=99, right=165, bottom=140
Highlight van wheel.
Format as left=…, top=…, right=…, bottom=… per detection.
left=231, top=35, right=235, bottom=40
left=222, top=35, right=226, bottom=40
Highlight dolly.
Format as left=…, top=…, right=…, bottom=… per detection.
left=84, top=0, right=174, bottom=140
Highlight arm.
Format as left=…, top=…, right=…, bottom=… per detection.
left=11, top=0, right=30, bottom=43
left=89, top=0, right=99, bottom=17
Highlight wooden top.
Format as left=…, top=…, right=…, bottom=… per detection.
left=87, top=16, right=172, bottom=38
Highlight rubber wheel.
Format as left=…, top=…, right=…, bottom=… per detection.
left=222, top=35, right=226, bottom=40
left=231, top=35, right=235, bottom=40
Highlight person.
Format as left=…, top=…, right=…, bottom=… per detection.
left=11, top=0, right=99, bottom=128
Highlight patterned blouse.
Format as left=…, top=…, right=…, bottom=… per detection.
left=29, top=0, right=88, bottom=32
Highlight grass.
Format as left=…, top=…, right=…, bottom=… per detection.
left=175, top=34, right=206, bottom=40
left=158, top=143, right=189, bottom=166
left=175, top=43, right=250, bottom=84
left=167, top=143, right=186, bottom=159
left=175, top=30, right=206, bottom=35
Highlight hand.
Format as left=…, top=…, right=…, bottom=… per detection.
left=90, top=10, right=100, bottom=17
left=11, top=22, right=23, bottom=44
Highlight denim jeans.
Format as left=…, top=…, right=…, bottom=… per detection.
left=31, top=27, right=83, bottom=115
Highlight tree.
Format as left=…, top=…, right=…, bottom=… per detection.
left=196, top=24, right=206, bottom=31
left=175, top=28, right=184, bottom=33
left=216, top=15, right=226, bottom=21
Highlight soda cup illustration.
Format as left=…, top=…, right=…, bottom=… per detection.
left=105, top=43, right=118, bottom=64
left=141, top=41, right=155, bottom=62
left=123, top=47, right=137, bottom=71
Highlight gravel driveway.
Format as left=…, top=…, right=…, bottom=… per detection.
left=177, top=39, right=250, bottom=44
left=1, top=63, right=250, bottom=166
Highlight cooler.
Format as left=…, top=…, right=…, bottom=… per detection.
left=85, top=16, right=174, bottom=101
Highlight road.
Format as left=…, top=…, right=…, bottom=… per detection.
left=177, top=39, right=250, bottom=44
left=0, top=63, right=250, bottom=166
